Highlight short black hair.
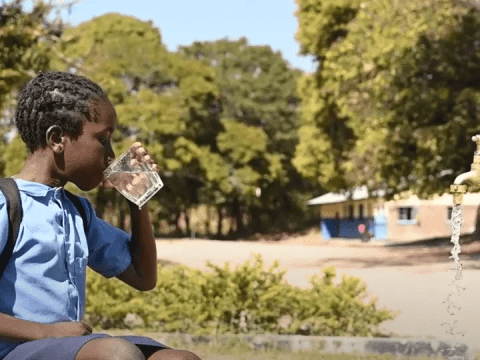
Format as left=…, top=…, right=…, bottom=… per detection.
left=14, top=71, right=106, bottom=152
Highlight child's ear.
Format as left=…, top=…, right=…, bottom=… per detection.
left=45, top=125, right=66, bottom=153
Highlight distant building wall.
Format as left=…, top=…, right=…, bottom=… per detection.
left=318, top=199, right=383, bottom=239
left=321, top=203, right=344, bottom=218
left=386, top=201, right=480, bottom=243
left=311, top=191, right=480, bottom=243
left=320, top=199, right=379, bottom=220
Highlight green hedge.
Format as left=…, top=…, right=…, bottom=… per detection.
left=85, top=255, right=394, bottom=336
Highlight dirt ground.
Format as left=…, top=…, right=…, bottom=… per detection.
left=156, top=231, right=480, bottom=274
left=155, top=232, right=480, bottom=352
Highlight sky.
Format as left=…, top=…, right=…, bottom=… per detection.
left=51, top=0, right=316, bottom=72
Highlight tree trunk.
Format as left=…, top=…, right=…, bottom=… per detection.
left=217, top=206, right=223, bottom=237
left=250, top=207, right=262, bottom=234
left=175, top=212, right=182, bottom=234
left=205, top=206, right=210, bottom=237
left=233, top=197, right=244, bottom=238
left=185, top=210, right=191, bottom=234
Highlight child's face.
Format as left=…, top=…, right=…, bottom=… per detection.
left=64, top=98, right=117, bottom=191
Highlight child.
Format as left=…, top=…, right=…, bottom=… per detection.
left=0, top=72, right=201, bottom=360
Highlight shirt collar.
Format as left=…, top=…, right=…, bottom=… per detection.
left=13, top=178, right=63, bottom=197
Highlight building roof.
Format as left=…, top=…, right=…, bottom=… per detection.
left=391, top=192, right=480, bottom=207
left=308, top=186, right=385, bottom=205
left=308, top=186, right=480, bottom=207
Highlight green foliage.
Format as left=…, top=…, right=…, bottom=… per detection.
left=0, top=1, right=53, bottom=109
left=180, top=38, right=320, bottom=234
left=218, top=120, right=268, bottom=164
left=2, top=135, right=28, bottom=177
left=0, top=1, right=73, bottom=180
left=180, top=38, right=302, bottom=156
left=0, top=9, right=321, bottom=236
left=49, top=14, right=223, bottom=229
left=294, top=0, right=480, bottom=197
left=51, top=18, right=317, bottom=235
left=168, top=338, right=446, bottom=360
left=85, top=255, right=394, bottom=337
left=1, top=10, right=316, bottom=236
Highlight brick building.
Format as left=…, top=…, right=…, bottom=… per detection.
left=308, top=186, right=480, bottom=243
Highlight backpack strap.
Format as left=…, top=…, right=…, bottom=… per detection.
left=64, top=190, right=89, bottom=235
left=0, top=178, right=22, bottom=278
left=0, top=180, right=89, bottom=279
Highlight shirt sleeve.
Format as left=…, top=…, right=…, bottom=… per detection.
left=79, top=197, right=132, bottom=278
left=0, top=193, right=7, bottom=255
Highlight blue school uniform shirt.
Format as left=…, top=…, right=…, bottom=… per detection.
left=0, top=179, right=132, bottom=359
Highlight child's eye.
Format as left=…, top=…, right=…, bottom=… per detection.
left=100, top=137, right=110, bottom=145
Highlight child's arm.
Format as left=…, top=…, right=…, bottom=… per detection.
left=111, top=143, right=159, bottom=291
left=0, top=313, right=92, bottom=341
left=116, top=202, right=157, bottom=291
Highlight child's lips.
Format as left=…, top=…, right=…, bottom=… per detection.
left=100, top=177, right=115, bottom=189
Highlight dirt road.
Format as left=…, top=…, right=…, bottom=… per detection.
left=155, top=235, right=480, bottom=352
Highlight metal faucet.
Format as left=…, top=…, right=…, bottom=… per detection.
left=450, top=135, right=480, bottom=204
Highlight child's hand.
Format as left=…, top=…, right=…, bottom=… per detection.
left=102, top=142, right=160, bottom=195
left=129, top=142, right=160, bottom=173
left=44, top=321, right=92, bottom=338
left=123, top=142, right=160, bottom=196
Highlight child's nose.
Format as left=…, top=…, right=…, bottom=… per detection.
left=106, top=145, right=115, bottom=164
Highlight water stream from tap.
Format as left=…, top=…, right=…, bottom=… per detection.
left=443, top=204, right=467, bottom=359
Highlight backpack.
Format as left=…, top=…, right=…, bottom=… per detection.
left=0, top=178, right=89, bottom=278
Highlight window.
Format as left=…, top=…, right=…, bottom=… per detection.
left=359, top=204, right=364, bottom=219
left=398, top=207, right=414, bottom=220
left=348, top=205, right=354, bottom=219
left=447, top=207, right=453, bottom=221
left=397, top=207, right=418, bottom=225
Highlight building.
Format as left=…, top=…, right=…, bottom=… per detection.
left=308, top=186, right=480, bottom=243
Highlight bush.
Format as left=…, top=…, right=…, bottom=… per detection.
left=85, top=255, right=394, bottom=336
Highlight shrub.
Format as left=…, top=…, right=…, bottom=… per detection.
left=85, top=255, right=394, bottom=336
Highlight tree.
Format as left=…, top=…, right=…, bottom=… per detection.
left=2, top=134, right=27, bottom=176
left=50, top=13, right=222, bottom=231
left=0, top=0, right=53, bottom=109
left=180, top=38, right=319, bottom=235
left=180, top=38, right=301, bottom=156
left=0, top=0, right=74, bottom=178
left=294, top=0, right=479, bottom=197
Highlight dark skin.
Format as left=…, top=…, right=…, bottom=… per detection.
left=0, top=98, right=201, bottom=360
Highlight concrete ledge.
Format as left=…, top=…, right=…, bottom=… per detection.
left=111, top=331, right=469, bottom=358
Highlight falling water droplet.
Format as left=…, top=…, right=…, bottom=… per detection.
left=444, top=204, right=466, bottom=356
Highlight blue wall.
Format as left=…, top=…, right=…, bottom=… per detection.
left=321, top=215, right=387, bottom=240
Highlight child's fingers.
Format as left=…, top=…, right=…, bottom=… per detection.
left=133, top=146, right=146, bottom=161
left=136, top=147, right=146, bottom=156
left=127, top=143, right=159, bottom=171
left=128, top=143, right=141, bottom=154
left=131, top=142, right=142, bottom=150
left=130, top=158, right=139, bottom=168
left=131, top=175, right=141, bottom=185
left=127, top=174, right=147, bottom=195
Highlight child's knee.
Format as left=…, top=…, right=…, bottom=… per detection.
left=76, top=337, right=145, bottom=360
left=149, top=349, right=201, bottom=360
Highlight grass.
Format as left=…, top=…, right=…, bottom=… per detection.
left=183, top=344, right=447, bottom=360
left=166, top=337, right=447, bottom=360
left=107, top=330, right=461, bottom=359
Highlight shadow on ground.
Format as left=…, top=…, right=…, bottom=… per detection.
left=387, top=232, right=480, bottom=248
left=314, top=233, right=480, bottom=269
